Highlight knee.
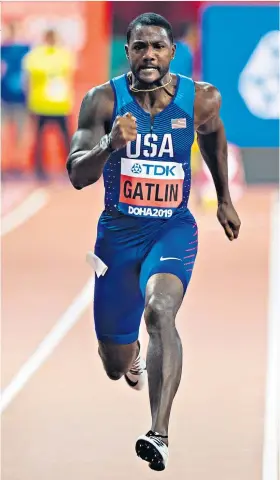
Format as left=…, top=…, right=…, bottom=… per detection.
left=101, top=358, right=126, bottom=381
left=99, top=354, right=125, bottom=381
left=144, top=294, right=176, bottom=333
left=98, top=346, right=129, bottom=381
left=105, top=369, right=124, bottom=381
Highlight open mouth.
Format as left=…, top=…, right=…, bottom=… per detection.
left=139, top=66, right=159, bottom=73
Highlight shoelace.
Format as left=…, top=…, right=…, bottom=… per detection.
left=129, top=354, right=144, bottom=375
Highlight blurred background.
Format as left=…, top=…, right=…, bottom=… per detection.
left=1, top=1, right=279, bottom=185
left=1, top=2, right=279, bottom=480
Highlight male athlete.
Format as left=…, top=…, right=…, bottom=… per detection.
left=66, top=13, right=241, bottom=472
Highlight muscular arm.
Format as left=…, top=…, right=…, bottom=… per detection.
left=66, top=84, right=114, bottom=189
left=194, top=82, right=241, bottom=240
left=194, top=82, right=231, bottom=204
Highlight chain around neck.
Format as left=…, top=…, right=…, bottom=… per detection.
left=128, top=72, right=173, bottom=93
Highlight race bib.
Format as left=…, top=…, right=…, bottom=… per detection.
left=118, top=158, right=185, bottom=218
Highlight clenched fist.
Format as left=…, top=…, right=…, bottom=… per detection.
left=217, top=201, right=241, bottom=241
left=110, top=112, right=137, bottom=151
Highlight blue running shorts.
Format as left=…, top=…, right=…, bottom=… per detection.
left=93, top=209, right=198, bottom=344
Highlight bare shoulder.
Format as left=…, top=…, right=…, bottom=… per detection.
left=194, top=81, right=222, bottom=131
left=195, top=81, right=221, bottom=104
left=78, top=81, right=115, bottom=129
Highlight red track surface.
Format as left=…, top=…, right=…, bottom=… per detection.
left=2, top=181, right=273, bottom=480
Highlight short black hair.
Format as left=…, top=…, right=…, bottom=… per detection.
left=127, top=12, right=173, bottom=44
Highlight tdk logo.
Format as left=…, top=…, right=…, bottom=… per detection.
left=131, top=163, right=176, bottom=176
left=131, top=163, right=142, bottom=174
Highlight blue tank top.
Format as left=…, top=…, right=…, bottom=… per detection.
left=103, top=73, right=195, bottom=220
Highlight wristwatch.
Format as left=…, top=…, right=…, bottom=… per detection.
left=100, top=133, right=115, bottom=153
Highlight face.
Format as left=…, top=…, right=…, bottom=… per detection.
left=5, top=22, right=17, bottom=41
left=44, top=30, right=57, bottom=46
left=125, top=25, right=175, bottom=85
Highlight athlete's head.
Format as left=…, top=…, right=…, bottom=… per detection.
left=125, top=13, right=176, bottom=86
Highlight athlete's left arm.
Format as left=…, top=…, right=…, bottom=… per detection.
left=194, top=82, right=241, bottom=241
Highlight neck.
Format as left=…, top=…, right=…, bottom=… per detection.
left=128, top=72, right=174, bottom=105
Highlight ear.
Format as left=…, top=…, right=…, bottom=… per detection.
left=125, top=44, right=129, bottom=60
left=171, top=43, right=176, bottom=60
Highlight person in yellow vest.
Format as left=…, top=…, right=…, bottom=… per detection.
left=23, top=29, right=75, bottom=179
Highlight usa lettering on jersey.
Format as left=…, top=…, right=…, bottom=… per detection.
left=126, top=133, right=174, bottom=158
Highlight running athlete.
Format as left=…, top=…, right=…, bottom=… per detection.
left=66, top=13, right=241, bottom=472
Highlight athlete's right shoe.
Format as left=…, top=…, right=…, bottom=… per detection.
left=124, top=342, right=147, bottom=391
left=135, top=430, right=169, bottom=471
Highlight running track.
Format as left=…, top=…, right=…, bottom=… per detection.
left=1, top=180, right=276, bottom=480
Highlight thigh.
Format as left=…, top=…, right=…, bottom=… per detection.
left=54, top=115, right=68, bottom=134
left=35, top=115, right=47, bottom=133
left=140, top=216, right=198, bottom=296
left=13, top=104, right=28, bottom=138
left=58, top=115, right=68, bottom=129
left=54, top=115, right=70, bottom=146
left=93, top=234, right=144, bottom=345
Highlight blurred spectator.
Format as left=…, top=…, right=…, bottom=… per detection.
left=1, top=21, right=30, bottom=174
left=170, top=22, right=198, bottom=78
left=23, top=29, right=75, bottom=179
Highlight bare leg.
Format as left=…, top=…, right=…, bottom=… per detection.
left=98, top=340, right=139, bottom=380
left=144, top=273, right=184, bottom=442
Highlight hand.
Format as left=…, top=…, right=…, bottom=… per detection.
left=110, top=112, right=137, bottom=151
left=217, top=201, right=241, bottom=241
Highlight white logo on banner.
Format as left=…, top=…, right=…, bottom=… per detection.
left=238, top=30, right=280, bottom=119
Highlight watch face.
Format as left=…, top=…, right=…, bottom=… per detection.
left=100, top=135, right=109, bottom=150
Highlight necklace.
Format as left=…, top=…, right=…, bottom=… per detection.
left=128, top=72, right=173, bottom=93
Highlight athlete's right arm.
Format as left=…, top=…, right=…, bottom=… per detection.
left=66, top=84, right=137, bottom=190
left=66, top=85, right=114, bottom=189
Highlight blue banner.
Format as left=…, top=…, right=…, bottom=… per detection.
left=201, top=5, right=279, bottom=147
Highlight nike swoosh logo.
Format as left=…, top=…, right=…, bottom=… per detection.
left=160, top=257, right=182, bottom=261
left=125, top=375, right=138, bottom=387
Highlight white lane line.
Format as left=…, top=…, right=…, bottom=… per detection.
left=262, top=193, right=280, bottom=480
left=1, top=188, right=49, bottom=236
left=0, top=278, right=94, bottom=414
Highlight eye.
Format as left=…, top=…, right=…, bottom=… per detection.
left=133, top=44, right=143, bottom=51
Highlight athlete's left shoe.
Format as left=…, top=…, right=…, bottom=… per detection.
left=135, top=430, right=169, bottom=471
left=124, top=343, right=147, bottom=391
